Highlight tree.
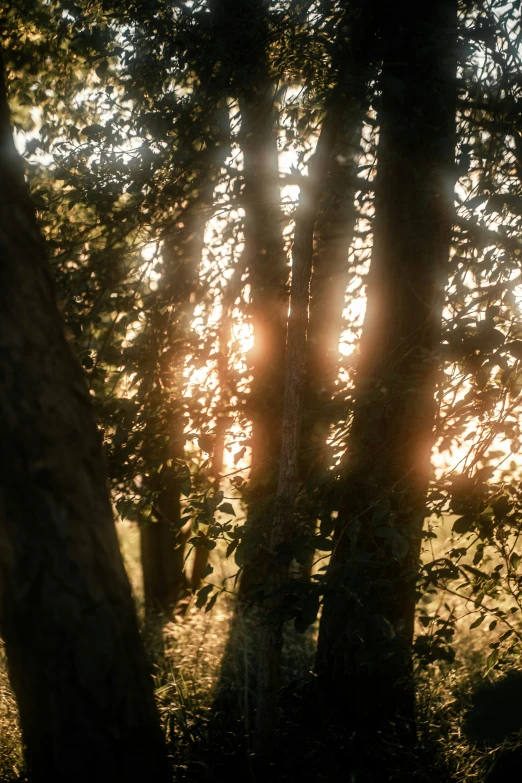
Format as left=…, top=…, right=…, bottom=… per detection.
left=249, top=1, right=377, bottom=757
left=210, top=0, right=288, bottom=553
left=209, top=0, right=288, bottom=721
left=251, top=105, right=342, bottom=758
left=299, top=32, right=371, bottom=578
left=0, top=50, right=169, bottom=782
left=315, top=0, right=458, bottom=751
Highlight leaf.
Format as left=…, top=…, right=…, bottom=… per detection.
left=484, top=648, right=500, bottom=674
left=511, top=552, right=521, bottom=571
left=313, top=535, right=334, bottom=551
left=205, top=591, right=219, bottom=613
left=195, top=584, right=213, bottom=609
left=507, top=341, right=522, bottom=360
left=466, top=194, right=488, bottom=210
left=233, top=447, right=246, bottom=464
left=493, top=495, right=511, bottom=521
left=470, top=616, right=484, bottom=629
left=452, top=515, right=473, bottom=534
left=198, top=434, right=214, bottom=454
left=179, top=476, right=191, bottom=498
left=226, top=539, right=239, bottom=557
left=217, top=502, right=235, bottom=516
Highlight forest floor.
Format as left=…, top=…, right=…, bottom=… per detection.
left=0, top=522, right=517, bottom=782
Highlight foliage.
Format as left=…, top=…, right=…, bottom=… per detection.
left=3, top=0, right=522, bottom=777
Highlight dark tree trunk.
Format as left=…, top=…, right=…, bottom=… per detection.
left=240, top=81, right=287, bottom=501
left=252, top=110, right=342, bottom=759
left=305, top=114, right=363, bottom=468
left=0, top=53, right=169, bottom=783
left=191, top=326, right=233, bottom=591
left=210, top=0, right=287, bottom=728
left=140, top=408, right=189, bottom=614
left=140, top=99, right=230, bottom=615
left=211, top=0, right=287, bottom=541
left=315, top=0, right=457, bottom=740
left=140, top=195, right=208, bottom=616
left=299, top=106, right=365, bottom=578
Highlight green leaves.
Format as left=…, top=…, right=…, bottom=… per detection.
left=195, top=584, right=213, bottom=609
left=484, top=648, right=500, bottom=675
left=452, top=515, right=473, bottom=534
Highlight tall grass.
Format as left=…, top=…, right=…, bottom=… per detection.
left=0, top=521, right=518, bottom=781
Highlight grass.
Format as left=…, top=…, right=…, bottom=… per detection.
left=0, top=520, right=520, bottom=781
left=0, top=644, right=24, bottom=782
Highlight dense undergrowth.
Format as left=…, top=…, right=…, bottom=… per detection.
left=0, top=521, right=519, bottom=782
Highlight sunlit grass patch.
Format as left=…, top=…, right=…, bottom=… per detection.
left=0, top=643, right=24, bottom=782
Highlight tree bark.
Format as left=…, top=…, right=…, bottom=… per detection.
left=0, top=52, right=169, bottom=782
left=252, top=109, right=342, bottom=758
left=240, top=82, right=287, bottom=502
left=315, top=0, right=458, bottom=740
left=140, top=193, right=209, bottom=616
left=210, top=0, right=287, bottom=552
left=299, top=105, right=365, bottom=578
left=140, top=100, right=230, bottom=615
left=210, top=0, right=287, bottom=727
left=191, top=305, right=234, bottom=591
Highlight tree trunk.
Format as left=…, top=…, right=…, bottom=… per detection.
left=299, top=105, right=365, bottom=578
left=0, top=52, right=169, bottom=783
left=140, top=99, right=230, bottom=615
left=211, top=0, right=287, bottom=551
left=140, top=194, right=208, bottom=616
left=191, top=317, right=234, bottom=591
left=240, top=83, right=287, bottom=502
left=210, top=0, right=287, bottom=728
left=315, top=0, right=457, bottom=740
left=252, top=109, right=342, bottom=759
left=140, top=407, right=190, bottom=614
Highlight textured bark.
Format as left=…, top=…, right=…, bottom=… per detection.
left=211, top=0, right=287, bottom=726
left=315, top=0, right=458, bottom=738
left=240, top=82, right=287, bottom=500
left=191, top=320, right=233, bottom=591
left=140, top=404, right=190, bottom=614
left=140, top=195, right=208, bottom=615
left=210, top=0, right=287, bottom=504
left=304, top=114, right=363, bottom=467
left=252, top=110, right=342, bottom=758
left=299, top=106, right=365, bottom=578
left=0, top=53, right=169, bottom=782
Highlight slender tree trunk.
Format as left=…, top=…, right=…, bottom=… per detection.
left=252, top=109, right=342, bottom=759
left=315, top=0, right=458, bottom=740
left=140, top=98, right=230, bottom=615
left=210, top=0, right=287, bottom=729
left=140, top=195, right=209, bottom=615
left=140, top=407, right=190, bottom=614
left=211, top=0, right=287, bottom=562
left=299, top=106, right=365, bottom=578
left=240, top=84, right=287, bottom=502
left=0, top=52, right=169, bottom=783
left=305, top=114, right=363, bottom=468
left=191, top=308, right=234, bottom=590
